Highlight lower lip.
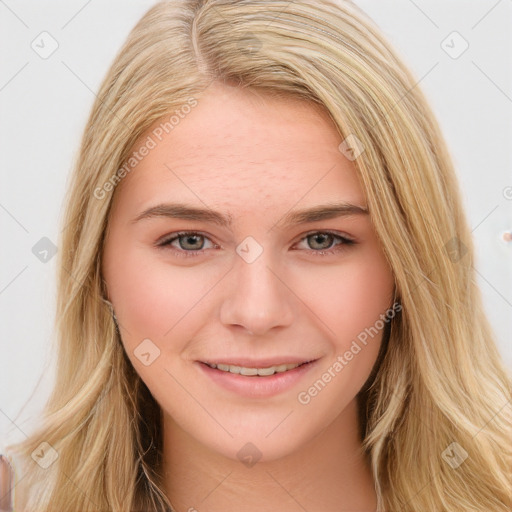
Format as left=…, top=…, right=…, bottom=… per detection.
left=196, top=360, right=319, bottom=398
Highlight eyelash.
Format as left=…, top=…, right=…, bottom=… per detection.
left=156, top=230, right=356, bottom=259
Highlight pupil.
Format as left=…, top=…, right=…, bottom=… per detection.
left=183, top=235, right=202, bottom=250
left=311, top=233, right=332, bottom=249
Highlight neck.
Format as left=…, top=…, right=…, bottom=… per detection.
left=161, top=399, right=377, bottom=512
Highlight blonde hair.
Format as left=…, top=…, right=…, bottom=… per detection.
left=7, top=1, right=511, bottom=510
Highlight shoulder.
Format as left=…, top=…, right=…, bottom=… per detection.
left=0, top=446, right=15, bottom=511
left=1, top=442, right=29, bottom=511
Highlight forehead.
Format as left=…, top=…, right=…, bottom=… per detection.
left=113, top=83, right=366, bottom=216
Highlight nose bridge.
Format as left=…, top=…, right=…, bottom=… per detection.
left=220, top=239, right=294, bottom=335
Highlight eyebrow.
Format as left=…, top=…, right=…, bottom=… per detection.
left=131, top=201, right=369, bottom=228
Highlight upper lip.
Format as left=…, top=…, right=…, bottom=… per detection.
left=199, top=357, right=318, bottom=368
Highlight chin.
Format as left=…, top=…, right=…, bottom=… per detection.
left=191, top=413, right=325, bottom=465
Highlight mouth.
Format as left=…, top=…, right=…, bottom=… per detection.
left=196, top=358, right=320, bottom=398
left=201, top=360, right=314, bottom=377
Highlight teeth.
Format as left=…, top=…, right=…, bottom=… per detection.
left=206, top=362, right=302, bottom=376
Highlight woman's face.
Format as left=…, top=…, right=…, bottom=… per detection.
left=102, top=82, right=395, bottom=462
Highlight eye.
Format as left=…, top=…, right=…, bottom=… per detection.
left=156, top=231, right=217, bottom=258
left=294, top=231, right=356, bottom=256
left=156, top=230, right=356, bottom=259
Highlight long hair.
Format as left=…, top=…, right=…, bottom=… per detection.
left=7, top=1, right=511, bottom=510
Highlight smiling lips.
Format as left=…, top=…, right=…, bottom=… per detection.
left=204, top=361, right=305, bottom=376
left=198, top=358, right=319, bottom=397
left=201, top=357, right=317, bottom=377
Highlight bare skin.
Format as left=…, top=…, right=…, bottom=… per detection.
left=102, top=81, right=394, bottom=511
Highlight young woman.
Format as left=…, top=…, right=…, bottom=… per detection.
left=4, top=0, right=511, bottom=511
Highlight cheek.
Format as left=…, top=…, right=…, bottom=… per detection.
left=294, top=253, right=393, bottom=414
left=297, top=249, right=394, bottom=352
left=105, top=245, right=221, bottom=349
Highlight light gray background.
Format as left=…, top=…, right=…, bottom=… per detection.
left=1, top=0, right=511, bottom=447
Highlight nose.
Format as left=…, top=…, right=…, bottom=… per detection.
left=219, top=248, right=295, bottom=337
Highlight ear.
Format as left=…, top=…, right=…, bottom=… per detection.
left=99, top=271, right=111, bottom=302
